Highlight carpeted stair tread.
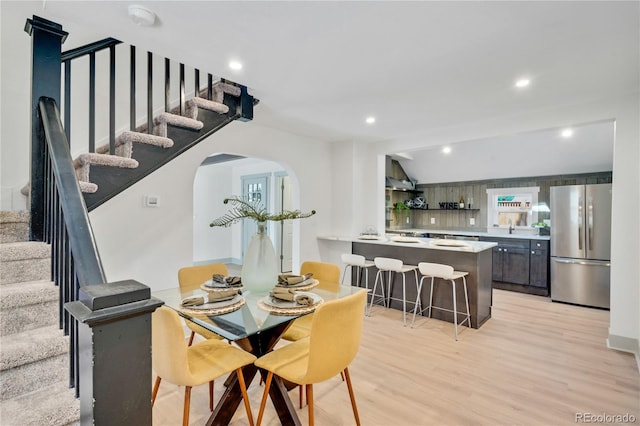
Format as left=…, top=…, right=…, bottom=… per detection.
left=185, top=96, right=229, bottom=120
left=212, top=81, right=242, bottom=102
left=79, top=180, right=98, bottom=194
left=0, top=241, right=50, bottom=262
left=0, top=211, right=29, bottom=244
left=73, top=152, right=139, bottom=170
left=0, top=325, right=68, bottom=371
left=95, top=130, right=174, bottom=158
left=0, top=380, right=79, bottom=426
left=0, top=280, right=57, bottom=310
left=154, top=112, right=204, bottom=138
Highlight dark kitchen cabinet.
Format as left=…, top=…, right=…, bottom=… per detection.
left=529, top=240, right=549, bottom=288
left=483, top=237, right=532, bottom=282
left=482, top=236, right=550, bottom=296
left=491, top=241, right=530, bottom=285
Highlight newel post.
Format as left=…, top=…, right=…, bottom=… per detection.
left=24, top=16, right=68, bottom=241
left=65, top=280, right=163, bottom=425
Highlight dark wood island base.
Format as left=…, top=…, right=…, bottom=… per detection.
left=352, top=241, right=494, bottom=329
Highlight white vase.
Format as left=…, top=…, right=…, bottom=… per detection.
left=241, top=221, right=278, bottom=295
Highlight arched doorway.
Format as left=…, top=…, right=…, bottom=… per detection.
left=192, top=154, right=294, bottom=273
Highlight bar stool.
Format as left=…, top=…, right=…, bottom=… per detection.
left=412, top=262, right=471, bottom=341
left=368, top=257, right=419, bottom=326
left=341, top=254, right=375, bottom=314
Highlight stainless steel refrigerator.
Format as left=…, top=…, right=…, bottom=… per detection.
left=550, top=183, right=612, bottom=309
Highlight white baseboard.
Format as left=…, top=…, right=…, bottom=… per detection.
left=607, top=333, right=640, bottom=372
left=194, top=257, right=241, bottom=266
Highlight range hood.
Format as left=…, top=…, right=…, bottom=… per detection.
left=385, top=176, right=415, bottom=191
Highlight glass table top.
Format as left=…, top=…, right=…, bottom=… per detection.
left=152, top=285, right=364, bottom=341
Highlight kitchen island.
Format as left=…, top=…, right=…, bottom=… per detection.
left=318, top=235, right=497, bottom=329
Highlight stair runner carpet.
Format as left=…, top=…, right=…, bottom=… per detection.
left=0, top=211, right=80, bottom=426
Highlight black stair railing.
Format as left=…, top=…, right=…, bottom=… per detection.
left=23, top=14, right=268, bottom=424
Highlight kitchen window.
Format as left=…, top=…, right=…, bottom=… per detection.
left=486, top=187, right=540, bottom=231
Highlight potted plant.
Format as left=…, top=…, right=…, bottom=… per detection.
left=210, top=196, right=316, bottom=294
left=394, top=202, right=410, bottom=225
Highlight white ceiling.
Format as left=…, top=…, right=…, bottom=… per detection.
left=6, top=1, right=639, bottom=180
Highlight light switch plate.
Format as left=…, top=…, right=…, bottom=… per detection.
left=430, top=217, right=435, bottom=224
left=470, top=218, right=475, bottom=225
left=145, top=195, right=159, bottom=207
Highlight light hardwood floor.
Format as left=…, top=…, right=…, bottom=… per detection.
left=152, top=289, right=639, bottom=425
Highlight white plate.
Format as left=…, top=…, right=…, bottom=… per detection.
left=262, top=292, right=322, bottom=309
left=183, top=294, right=243, bottom=310
left=430, top=239, right=470, bottom=247
left=358, top=235, right=383, bottom=240
left=390, top=236, right=421, bottom=243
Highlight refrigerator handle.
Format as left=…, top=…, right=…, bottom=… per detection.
left=578, top=196, right=583, bottom=250
left=587, top=196, right=593, bottom=251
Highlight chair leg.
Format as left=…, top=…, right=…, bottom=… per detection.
left=306, top=384, right=314, bottom=426
left=341, top=264, right=348, bottom=285
left=428, top=277, right=435, bottom=318
left=344, top=368, right=361, bottom=426
left=463, top=276, right=471, bottom=328
left=209, top=380, right=214, bottom=411
left=340, top=370, right=345, bottom=381
left=411, top=277, right=424, bottom=327
left=368, top=270, right=384, bottom=315
left=187, top=331, right=195, bottom=346
left=256, top=371, right=273, bottom=426
left=451, top=279, right=458, bottom=341
left=183, top=386, right=192, bottom=426
left=151, top=376, right=161, bottom=406
left=237, top=368, right=254, bottom=426
left=299, top=385, right=304, bottom=408
left=401, top=272, right=407, bottom=326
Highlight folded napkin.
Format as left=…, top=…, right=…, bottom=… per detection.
left=270, top=288, right=314, bottom=306
left=277, top=273, right=314, bottom=286
left=181, top=289, right=238, bottom=307
left=212, top=274, right=242, bottom=287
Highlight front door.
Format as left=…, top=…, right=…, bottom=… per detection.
left=241, top=174, right=270, bottom=261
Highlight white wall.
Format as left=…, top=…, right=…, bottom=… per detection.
left=193, top=163, right=233, bottom=263
left=89, top=121, right=332, bottom=291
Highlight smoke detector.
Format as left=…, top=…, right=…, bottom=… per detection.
left=128, top=5, right=156, bottom=27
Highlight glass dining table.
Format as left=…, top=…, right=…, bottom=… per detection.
left=153, top=283, right=364, bottom=426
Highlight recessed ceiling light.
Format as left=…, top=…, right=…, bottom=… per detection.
left=365, top=116, right=376, bottom=124
left=442, top=146, right=452, bottom=154
left=229, top=61, right=243, bottom=71
left=514, top=78, right=530, bottom=88
left=561, top=128, right=574, bottom=138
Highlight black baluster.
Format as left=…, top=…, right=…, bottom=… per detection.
left=195, top=69, right=200, bottom=98
left=64, top=60, right=71, bottom=143
left=130, top=46, right=136, bottom=131
left=89, top=52, right=96, bottom=153
left=109, top=44, right=116, bottom=155
left=164, top=58, right=170, bottom=112
left=207, top=73, right=213, bottom=100
left=147, top=51, right=153, bottom=134
left=179, top=63, right=185, bottom=115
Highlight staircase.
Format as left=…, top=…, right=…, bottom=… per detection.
left=0, top=211, right=79, bottom=426
left=11, top=16, right=257, bottom=423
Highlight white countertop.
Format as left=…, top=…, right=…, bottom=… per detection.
left=317, top=235, right=497, bottom=253
left=389, top=228, right=551, bottom=241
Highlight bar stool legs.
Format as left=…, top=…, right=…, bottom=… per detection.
left=368, top=257, right=419, bottom=326
left=341, top=254, right=375, bottom=315
left=413, top=262, right=471, bottom=341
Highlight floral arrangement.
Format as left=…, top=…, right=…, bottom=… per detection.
left=210, top=196, right=316, bottom=228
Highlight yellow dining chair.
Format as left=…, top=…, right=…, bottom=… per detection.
left=178, top=263, right=229, bottom=345
left=280, top=261, right=342, bottom=407
left=255, top=290, right=366, bottom=426
left=280, top=261, right=340, bottom=342
left=151, top=306, right=256, bottom=426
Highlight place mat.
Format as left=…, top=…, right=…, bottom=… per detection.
left=179, top=295, right=246, bottom=316
left=200, top=282, right=244, bottom=293
left=274, top=278, right=319, bottom=291
left=258, top=293, right=323, bottom=316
